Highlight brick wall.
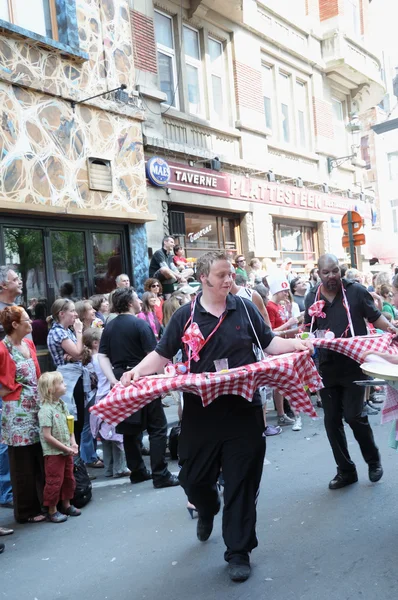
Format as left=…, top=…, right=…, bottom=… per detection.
left=233, top=61, right=264, bottom=113
left=312, top=97, right=334, bottom=139
left=130, top=10, right=157, bottom=74
left=319, top=0, right=339, bottom=21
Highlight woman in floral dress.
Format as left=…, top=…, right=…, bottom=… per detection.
left=0, top=306, right=45, bottom=523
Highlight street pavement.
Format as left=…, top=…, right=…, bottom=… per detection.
left=1, top=404, right=397, bottom=600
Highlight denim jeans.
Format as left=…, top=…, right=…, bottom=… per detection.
left=79, top=393, right=98, bottom=464
left=0, top=399, right=13, bottom=504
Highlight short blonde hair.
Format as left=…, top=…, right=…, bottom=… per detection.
left=38, top=372, right=64, bottom=404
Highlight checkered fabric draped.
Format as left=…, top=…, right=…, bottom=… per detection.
left=90, top=351, right=322, bottom=426
left=313, top=333, right=398, bottom=363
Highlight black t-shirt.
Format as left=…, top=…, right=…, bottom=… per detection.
left=304, top=279, right=381, bottom=376
left=149, top=248, right=174, bottom=279
left=156, top=293, right=274, bottom=405
left=99, top=314, right=157, bottom=375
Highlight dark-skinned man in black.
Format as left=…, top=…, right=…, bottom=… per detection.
left=305, top=254, right=397, bottom=490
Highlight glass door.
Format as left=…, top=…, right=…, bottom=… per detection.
left=49, top=230, right=88, bottom=302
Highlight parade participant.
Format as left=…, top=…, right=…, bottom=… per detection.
left=98, top=287, right=178, bottom=489
left=115, top=274, right=130, bottom=288
left=38, top=372, right=80, bottom=523
left=305, top=254, right=396, bottom=490
left=121, top=251, right=313, bottom=582
left=0, top=306, right=45, bottom=524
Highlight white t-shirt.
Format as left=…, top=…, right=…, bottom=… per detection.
left=92, top=353, right=110, bottom=400
left=236, top=286, right=253, bottom=300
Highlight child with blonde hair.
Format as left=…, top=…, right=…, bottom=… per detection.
left=38, top=372, right=81, bottom=523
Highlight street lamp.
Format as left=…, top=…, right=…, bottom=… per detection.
left=327, top=113, right=362, bottom=173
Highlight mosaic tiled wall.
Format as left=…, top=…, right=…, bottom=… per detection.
left=0, top=0, right=148, bottom=215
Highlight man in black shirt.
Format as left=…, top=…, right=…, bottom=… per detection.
left=305, top=254, right=396, bottom=490
left=98, top=287, right=178, bottom=489
left=121, top=251, right=313, bottom=582
left=149, top=236, right=187, bottom=293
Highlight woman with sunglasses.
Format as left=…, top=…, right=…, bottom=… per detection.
left=144, top=278, right=164, bottom=324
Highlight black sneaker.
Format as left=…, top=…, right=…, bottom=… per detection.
left=130, top=470, right=152, bottom=484
left=369, top=464, right=383, bottom=483
left=153, top=474, right=180, bottom=489
left=329, top=471, right=358, bottom=490
left=227, top=553, right=251, bottom=582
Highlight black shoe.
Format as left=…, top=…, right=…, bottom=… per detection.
left=130, top=470, right=152, bottom=484
left=369, top=464, right=383, bottom=483
left=197, top=516, right=214, bottom=542
left=328, top=472, right=358, bottom=490
left=227, top=554, right=251, bottom=582
left=153, top=474, right=180, bottom=489
left=0, top=543, right=4, bottom=554
left=141, top=446, right=150, bottom=456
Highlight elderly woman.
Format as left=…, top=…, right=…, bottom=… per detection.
left=0, top=306, right=45, bottom=524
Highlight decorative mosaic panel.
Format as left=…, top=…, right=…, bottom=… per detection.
left=0, top=83, right=146, bottom=213
left=0, top=0, right=148, bottom=215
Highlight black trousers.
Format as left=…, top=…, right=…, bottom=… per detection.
left=179, top=394, right=266, bottom=557
left=320, top=373, right=380, bottom=474
left=8, top=443, right=45, bottom=523
left=122, top=399, right=169, bottom=482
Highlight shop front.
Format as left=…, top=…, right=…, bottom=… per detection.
left=145, top=157, right=371, bottom=272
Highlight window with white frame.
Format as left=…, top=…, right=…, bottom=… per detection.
left=332, top=97, right=347, bottom=152
left=388, top=152, right=398, bottom=180
left=263, top=65, right=274, bottom=131
left=154, top=11, right=179, bottom=108
left=279, top=73, right=292, bottom=143
left=208, top=37, right=224, bottom=121
left=0, top=0, right=58, bottom=39
left=296, top=81, right=308, bottom=148
left=183, top=25, right=203, bottom=116
left=345, top=0, right=361, bottom=37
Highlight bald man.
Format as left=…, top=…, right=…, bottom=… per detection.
left=305, top=254, right=396, bottom=490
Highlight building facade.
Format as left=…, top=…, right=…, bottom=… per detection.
left=0, top=0, right=153, bottom=306
left=132, top=0, right=384, bottom=270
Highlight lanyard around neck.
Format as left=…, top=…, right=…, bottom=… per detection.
left=184, top=294, right=228, bottom=368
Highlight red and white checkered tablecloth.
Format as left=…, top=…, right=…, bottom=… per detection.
left=312, top=333, right=398, bottom=363
left=90, top=351, right=322, bottom=426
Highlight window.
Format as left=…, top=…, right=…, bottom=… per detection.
left=279, top=73, right=292, bottom=143
left=263, top=65, right=274, bottom=131
left=296, top=81, right=308, bottom=148
left=208, top=38, right=224, bottom=121
left=345, top=0, right=361, bottom=37
left=273, top=220, right=317, bottom=264
left=183, top=26, right=203, bottom=116
left=0, top=0, right=58, bottom=39
left=388, top=152, right=398, bottom=181
left=332, top=97, right=347, bottom=151
left=154, top=11, right=178, bottom=108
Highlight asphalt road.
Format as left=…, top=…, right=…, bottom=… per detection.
left=1, top=408, right=397, bottom=600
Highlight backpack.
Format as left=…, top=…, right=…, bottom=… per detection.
left=72, top=456, right=92, bottom=508
left=168, top=424, right=181, bottom=461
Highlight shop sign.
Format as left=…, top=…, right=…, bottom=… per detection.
left=146, top=157, right=171, bottom=187
left=187, top=225, right=212, bottom=243
left=162, top=161, right=370, bottom=218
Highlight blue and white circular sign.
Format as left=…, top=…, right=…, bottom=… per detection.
left=146, top=157, right=171, bottom=187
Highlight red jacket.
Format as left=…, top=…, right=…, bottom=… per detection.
left=0, top=339, right=40, bottom=401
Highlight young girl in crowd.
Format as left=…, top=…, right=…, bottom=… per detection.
left=136, top=292, right=162, bottom=339
left=83, top=328, right=130, bottom=479
left=38, top=372, right=81, bottom=523
left=75, top=300, right=103, bottom=331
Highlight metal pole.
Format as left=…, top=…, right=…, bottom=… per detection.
left=347, top=211, right=357, bottom=268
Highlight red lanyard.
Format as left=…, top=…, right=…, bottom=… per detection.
left=183, top=295, right=228, bottom=362
left=313, top=283, right=355, bottom=337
